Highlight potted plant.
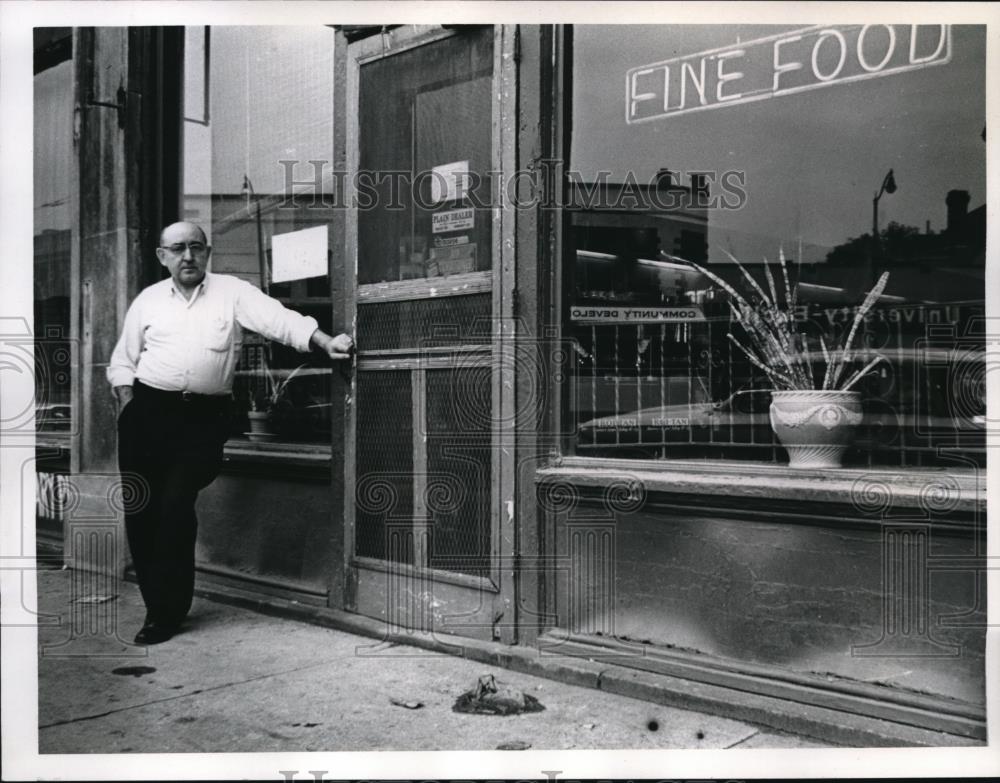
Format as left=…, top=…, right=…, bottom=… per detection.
left=688, top=250, right=889, bottom=468
left=246, top=358, right=308, bottom=443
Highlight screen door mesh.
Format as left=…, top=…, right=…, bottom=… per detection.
left=357, top=294, right=491, bottom=351
left=425, top=367, right=492, bottom=575
left=355, top=370, right=413, bottom=562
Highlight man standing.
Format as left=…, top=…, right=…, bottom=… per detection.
left=107, top=221, right=353, bottom=645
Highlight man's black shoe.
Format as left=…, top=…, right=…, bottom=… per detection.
left=134, top=621, right=177, bottom=645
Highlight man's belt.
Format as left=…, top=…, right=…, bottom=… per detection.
left=134, top=380, right=231, bottom=405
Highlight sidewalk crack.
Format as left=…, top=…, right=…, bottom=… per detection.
left=725, top=729, right=760, bottom=748
left=39, top=659, right=339, bottom=730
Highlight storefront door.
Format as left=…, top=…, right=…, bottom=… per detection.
left=343, top=26, right=517, bottom=641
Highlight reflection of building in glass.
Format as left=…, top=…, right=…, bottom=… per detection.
left=569, top=169, right=708, bottom=307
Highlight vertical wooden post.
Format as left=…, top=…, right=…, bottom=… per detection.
left=494, top=23, right=520, bottom=645
left=328, top=28, right=349, bottom=609
left=510, top=25, right=565, bottom=646
left=70, top=27, right=182, bottom=575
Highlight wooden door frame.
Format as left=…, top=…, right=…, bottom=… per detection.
left=340, top=25, right=518, bottom=641
left=492, top=24, right=518, bottom=644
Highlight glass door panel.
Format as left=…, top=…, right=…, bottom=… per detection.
left=358, top=30, right=493, bottom=284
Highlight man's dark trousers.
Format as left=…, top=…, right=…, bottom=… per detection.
left=117, top=381, right=231, bottom=628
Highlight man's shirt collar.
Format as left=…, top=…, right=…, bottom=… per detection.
left=168, top=272, right=210, bottom=305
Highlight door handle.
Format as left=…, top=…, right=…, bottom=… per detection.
left=330, top=345, right=355, bottom=383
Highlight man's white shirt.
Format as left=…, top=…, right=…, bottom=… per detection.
left=107, top=272, right=318, bottom=394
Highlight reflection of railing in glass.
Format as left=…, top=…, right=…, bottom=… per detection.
left=569, top=302, right=985, bottom=468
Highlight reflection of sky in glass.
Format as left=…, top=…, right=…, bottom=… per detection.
left=573, top=25, right=985, bottom=261
left=34, top=60, right=73, bottom=234
left=184, top=26, right=335, bottom=198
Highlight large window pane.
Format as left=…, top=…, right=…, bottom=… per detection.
left=34, top=30, right=74, bottom=435
left=183, top=26, right=336, bottom=446
left=568, top=24, right=986, bottom=467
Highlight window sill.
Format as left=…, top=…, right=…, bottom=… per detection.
left=538, top=456, right=984, bottom=513
left=36, top=432, right=72, bottom=470
left=36, top=431, right=72, bottom=450
left=223, top=440, right=331, bottom=471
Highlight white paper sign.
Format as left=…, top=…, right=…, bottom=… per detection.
left=430, top=160, right=470, bottom=203
left=271, top=225, right=328, bottom=283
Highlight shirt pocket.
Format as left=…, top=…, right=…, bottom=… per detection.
left=205, top=316, right=234, bottom=352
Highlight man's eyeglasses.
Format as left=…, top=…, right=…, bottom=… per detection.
left=160, top=242, right=208, bottom=255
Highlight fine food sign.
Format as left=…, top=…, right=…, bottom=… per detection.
left=626, top=24, right=951, bottom=124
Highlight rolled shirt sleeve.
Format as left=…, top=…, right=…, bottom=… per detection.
left=107, top=297, right=144, bottom=388
left=233, top=279, right=319, bottom=352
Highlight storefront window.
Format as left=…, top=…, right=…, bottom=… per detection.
left=567, top=24, right=986, bottom=467
left=34, top=28, right=74, bottom=437
left=183, top=26, right=337, bottom=446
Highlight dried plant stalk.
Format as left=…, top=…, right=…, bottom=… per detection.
left=819, top=335, right=833, bottom=391
left=684, top=253, right=890, bottom=392
left=829, top=271, right=889, bottom=389
left=840, top=356, right=886, bottom=392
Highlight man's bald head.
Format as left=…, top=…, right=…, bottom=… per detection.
left=156, top=222, right=211, bottom=294
left=160, top=221, right=208, bottom=247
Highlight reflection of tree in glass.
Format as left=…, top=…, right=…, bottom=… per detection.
left=827, top=222, right=921, bottom=266
left=826, top=214, right=984, bottom=267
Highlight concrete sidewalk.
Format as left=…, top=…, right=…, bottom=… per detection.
left=36, top=565, right=835, bottom=753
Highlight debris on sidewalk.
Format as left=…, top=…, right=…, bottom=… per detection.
left=389, top=697, right=424, bottom=710
left=453, top=674, right=545, bottom=716
left=72, top=594, right=117, bottom=604
left=111, top=666, right=156, bottom=677
left=496, top=740, right=532, bottom=750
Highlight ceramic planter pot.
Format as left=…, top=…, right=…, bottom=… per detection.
left=246, top=410, right=277, bottom=442
left=769, top=390, right=863, bottom=469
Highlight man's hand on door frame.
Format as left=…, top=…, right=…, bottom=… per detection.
left=311, top=329, right=355, bottom=361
